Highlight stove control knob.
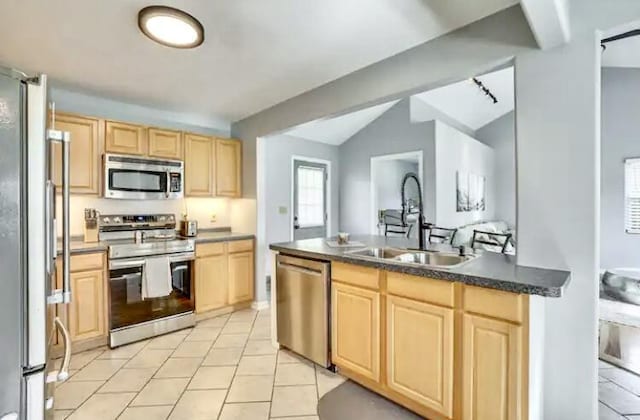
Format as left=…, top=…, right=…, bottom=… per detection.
left=102, top=217, right=110, bottom=224
left=158, top=215, right=166, bottom=222
left=168, top=215, right=175, bottom=221
left=113, top=217, right=121, bottom=223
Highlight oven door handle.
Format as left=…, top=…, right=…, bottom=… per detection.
left=109, top=259, right=146, bottom=270
left=172, top=265, right=188, bottom=273
left=168, top=255, right=195, bottom=264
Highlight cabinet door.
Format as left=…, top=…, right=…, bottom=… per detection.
left=228, top=251, right=254, bottom=304
left=68, top=269, right=106, bottom=342
left=195, top=254, right=228, bottom=313
left=216, top=138, right=242, bottom=197
left=184, top=133, right=215, bottom=197
left=105, top=120, right=147, bottom=155
left=331, top=282, right=380, bottom=382
left=51, top=113, right=102, bottom=195
left=148, top=128, right=183, bottom=159
left=387, top=295, right=454, bottom=417
left=462, top=314, right=523, bottom=420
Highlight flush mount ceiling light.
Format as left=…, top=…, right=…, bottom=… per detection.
left=138, top=6, right=204, bottom=48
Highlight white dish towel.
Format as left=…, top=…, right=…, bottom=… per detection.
left=142, top=256, right=172, bottom=299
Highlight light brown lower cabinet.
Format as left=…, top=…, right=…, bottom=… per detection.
left=331, top=282, right=380, bottom=382
left=387, top=295, right=454, bottom=418
left=68, top=269, right=106, bottom=341
left=228, top=251, right=254, bottom=304
left=330, top=263, right=528, bottom=420
left=55, top=252, right=107, bottom=350
left=462, top=313, right=523, bottom=420
left=195, top=253, right=228, bottom=313
left=194, top=240, right=255, bottom=314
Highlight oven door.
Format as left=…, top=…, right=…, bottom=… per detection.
left=109, top=254, right=194, bottom=331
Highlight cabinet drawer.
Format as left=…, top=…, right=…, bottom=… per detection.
left=228, top=239, right=253, bottom=254
left=71, top=253, right=104, bottom=272
left=196, top=242, right=226, bottom=258
left=463, top=285, right=525, bottom=324
left=332, top=262, right=380, bottom=290
left=387, top=272, right=454, bottom=308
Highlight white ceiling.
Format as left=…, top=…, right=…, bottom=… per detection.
left=602, top=21, right=640, bottom=68
left=412, top=67, right=514, bottom=130
left=284, top=100, right=399, bottom=145
left=602, top=37, right=640, bottom=68
left=0, top=0, right=517, bottom=123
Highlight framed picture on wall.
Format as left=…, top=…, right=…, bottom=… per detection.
left=457, top=171, right=486, bottom=212
left=456, top=171, right=469, bottom=212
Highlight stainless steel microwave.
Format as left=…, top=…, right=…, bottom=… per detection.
left=104, top=154, right=184, bottom=199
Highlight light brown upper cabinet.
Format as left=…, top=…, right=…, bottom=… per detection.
left=51, top=112, right=103, bottom=195
left=216, top=138, right=242, bottom=197
left=148, top=128, right=183, bottom=160
left=105, top=120, right=147, bottom=155
left=184, top=133, right=215, bottom=197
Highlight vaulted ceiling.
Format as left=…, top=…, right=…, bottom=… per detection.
left=0, top=0, right=518, bottom=123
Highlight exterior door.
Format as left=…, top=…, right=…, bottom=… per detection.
left=293, top=159, right=327, bottom=240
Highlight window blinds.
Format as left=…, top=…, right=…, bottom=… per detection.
left=625, top=158, right=640, bottom=233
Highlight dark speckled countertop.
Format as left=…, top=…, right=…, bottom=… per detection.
left=269, top=235, right=570, bottom=297
left=60, top=228, right=255, bottom=255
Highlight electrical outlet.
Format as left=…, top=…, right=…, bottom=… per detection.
left=210, top=213, right=217, bottom=223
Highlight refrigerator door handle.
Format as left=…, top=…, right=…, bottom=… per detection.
left=47, top=127, right=71, bottom=304
left=45, top=180, right=55, bottom=276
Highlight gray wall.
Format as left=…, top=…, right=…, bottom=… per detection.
left=51, top=86, right=231, bottom=137
left=476, top=111, right=516, bottom=227
left=233, top=2, right=640, bottom=417
left=601, top=68, right=640, bottom=268
left=338, top=99, right=435, bottom=236
left=263, top=134, right=340, bottom=278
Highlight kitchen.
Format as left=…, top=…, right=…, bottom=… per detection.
left=2, top=2, right=640, bottom=420
left=50, top=109, right=256, bottom=353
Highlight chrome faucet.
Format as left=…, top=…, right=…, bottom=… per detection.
left=401, top=172, right=428, bottom=250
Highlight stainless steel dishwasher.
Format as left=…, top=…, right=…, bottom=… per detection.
left=276, top=254, right=331, bottom=367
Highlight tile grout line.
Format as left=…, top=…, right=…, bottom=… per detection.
left=166, top=314, right=231, bottom=420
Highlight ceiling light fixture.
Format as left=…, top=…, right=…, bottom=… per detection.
left=138, top=6, right=204, bottom=49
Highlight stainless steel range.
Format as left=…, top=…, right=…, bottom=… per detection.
left=100, top=213, right=195, bottom=347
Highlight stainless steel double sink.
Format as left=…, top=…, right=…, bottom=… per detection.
left=346, top=247, right=475, bottom=269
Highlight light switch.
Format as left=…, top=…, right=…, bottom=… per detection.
left=278, top=206, right=288, bottom=215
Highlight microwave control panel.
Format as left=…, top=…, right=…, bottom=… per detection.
left=169, top=173, right=182, bottom=192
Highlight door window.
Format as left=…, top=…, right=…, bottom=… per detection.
left=297, top=165, right=325, bottom=227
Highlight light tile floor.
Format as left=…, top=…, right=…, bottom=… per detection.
left=600, top=359, right=640, bottom=419
left=54, top=308, right=345, bottom=420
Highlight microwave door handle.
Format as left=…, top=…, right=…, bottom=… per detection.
left=166, top=170, right=170, bottom=198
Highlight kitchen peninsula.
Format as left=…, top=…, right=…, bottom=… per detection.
left=270, top=235, right=571, bottom=420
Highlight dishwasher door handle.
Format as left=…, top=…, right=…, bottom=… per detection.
left=277, top=261, right=323, bottom=277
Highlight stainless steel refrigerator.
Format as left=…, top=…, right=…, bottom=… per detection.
left=0, top=68, right=72, bottom=420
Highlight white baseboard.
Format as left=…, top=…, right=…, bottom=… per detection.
left=251, top=300, right=270, bottom=310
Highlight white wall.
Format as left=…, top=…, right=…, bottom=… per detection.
left=476, top=111, right=516, bottom=227
left=600, top=68, right=640, bottom=269
left=434, top=121, right=496, bottom=228
left=375, top=160, right=419, bottom=210
left=262, top=134, right=340, bottom=281
left=515, top=33, right=601, bottom=419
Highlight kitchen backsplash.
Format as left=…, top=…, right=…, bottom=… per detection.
left=56, top=196, right=256, bottom=237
